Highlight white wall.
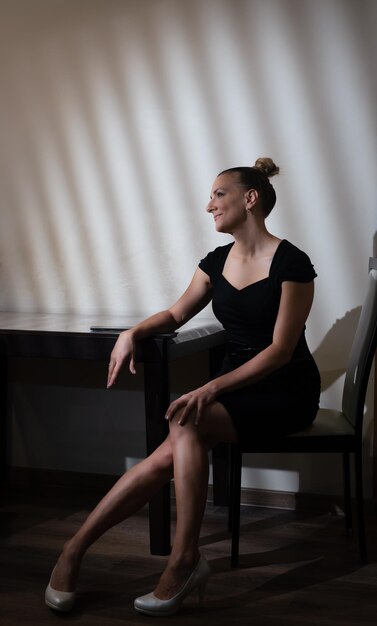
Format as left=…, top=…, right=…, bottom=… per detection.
left=1, top=0, right=376, bottom=496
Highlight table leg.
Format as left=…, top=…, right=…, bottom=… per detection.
left=143, top=349, right=171, bottom=556
left=209, top=343, right=230, bottom=506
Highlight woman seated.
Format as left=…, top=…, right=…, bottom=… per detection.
left=45, top=157, right=320, bottom=617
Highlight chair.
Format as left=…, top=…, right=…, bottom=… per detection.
left=228, top=258, right=377, bottom=566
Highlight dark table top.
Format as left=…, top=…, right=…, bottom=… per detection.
left=0, top=312, right=226, bottom=360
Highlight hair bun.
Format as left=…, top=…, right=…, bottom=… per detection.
left=253, top=157, right=279, bottom=178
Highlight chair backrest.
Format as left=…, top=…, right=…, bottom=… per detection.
left=342, top=261, right=377, bottom=432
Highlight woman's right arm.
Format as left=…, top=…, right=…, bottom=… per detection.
left=107, top=268, right=212, bottom=387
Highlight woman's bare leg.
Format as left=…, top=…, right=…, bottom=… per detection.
left=154, top=402, right=237, bottom=599
left=51, top=436, right=174, bottom=592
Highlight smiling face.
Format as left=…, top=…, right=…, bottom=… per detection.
left=206, top=172, right=256, bottom=234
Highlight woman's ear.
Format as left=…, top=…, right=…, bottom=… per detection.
left=244, top=188, right=259, bottom=209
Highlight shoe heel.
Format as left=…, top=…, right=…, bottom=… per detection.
left=134, top=556, right=211, bottom=617
left=197, top=579, right=208, bottom=604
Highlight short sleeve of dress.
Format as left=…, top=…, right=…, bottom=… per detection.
left=198, top=250, right=214, bottom=279
left=198, top=244, right=233, bottom=286
left=274, top=241, right=317, bottom=285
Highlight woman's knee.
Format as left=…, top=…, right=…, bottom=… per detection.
left=169, top=403, right=237, bottom=446
left=168, top=406, right=219, bottom=445
left=148, top=437, right=173, bottom=473
left=168, top=410, right=201, bottom=443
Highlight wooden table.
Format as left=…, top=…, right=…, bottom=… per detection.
left=0, top=312, right=227, bottom=555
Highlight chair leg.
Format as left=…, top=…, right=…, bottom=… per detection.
left=228, top=445, right=240, bottom=532
left=228, top=448, right=235, bottom=533
left=354, top=449, right=367, bottom=562
left=230, top=446, right=242, bottom=567
left=212, top=443, right=230, bottom=506
left=342, top=452, right=352, bottom=536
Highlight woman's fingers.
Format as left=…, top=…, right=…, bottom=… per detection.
left=106, top=331, right=137, bottom=387
left=108, top=352, right=136, bottom=387
left=107, top=359, right=121, bottom=388
left=177, top=404, right=191, bottom=426
left=107, top=338, right=138, bottom=387
left=165, top=396, right=188, bottom=422
left=107, top=359, right=115, bottom=388
left=165, top=385, right=214, bottom=425
left=129, top=354, right=136, bottom=375
left=194, top=400, right=203, bottom=426
left=165, top=395, right=198, bottom=426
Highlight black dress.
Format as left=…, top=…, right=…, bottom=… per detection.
left=199, top=239, right=321, bottom=440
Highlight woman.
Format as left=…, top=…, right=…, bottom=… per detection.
left=45, top=157, right=320, bottom=617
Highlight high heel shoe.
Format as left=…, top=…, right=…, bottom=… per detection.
left=45, top=568, right=76, bottom=613
left=134, top=555, right=210, bottom=617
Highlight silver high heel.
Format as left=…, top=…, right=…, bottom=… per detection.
left=134, top=556, right=210, bottom=617
left=45, top=568, right=76, bottom=613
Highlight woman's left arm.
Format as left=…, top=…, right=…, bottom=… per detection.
left=166, top=281, right=314, bottom=425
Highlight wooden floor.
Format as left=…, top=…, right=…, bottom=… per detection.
left=1, top=482, right=377, bottom=626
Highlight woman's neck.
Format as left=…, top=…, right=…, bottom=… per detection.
left=231, top=223, right=279, bottom=258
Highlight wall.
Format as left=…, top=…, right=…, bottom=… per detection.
left=0, top=0, right=376, bottom=496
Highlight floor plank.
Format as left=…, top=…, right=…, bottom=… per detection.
left=1, top=483, right=376, bottom=625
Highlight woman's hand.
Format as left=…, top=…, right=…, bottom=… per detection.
left=165, top=383, right=218, bottom=426
left=107, top=330, right=137, bottom=388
